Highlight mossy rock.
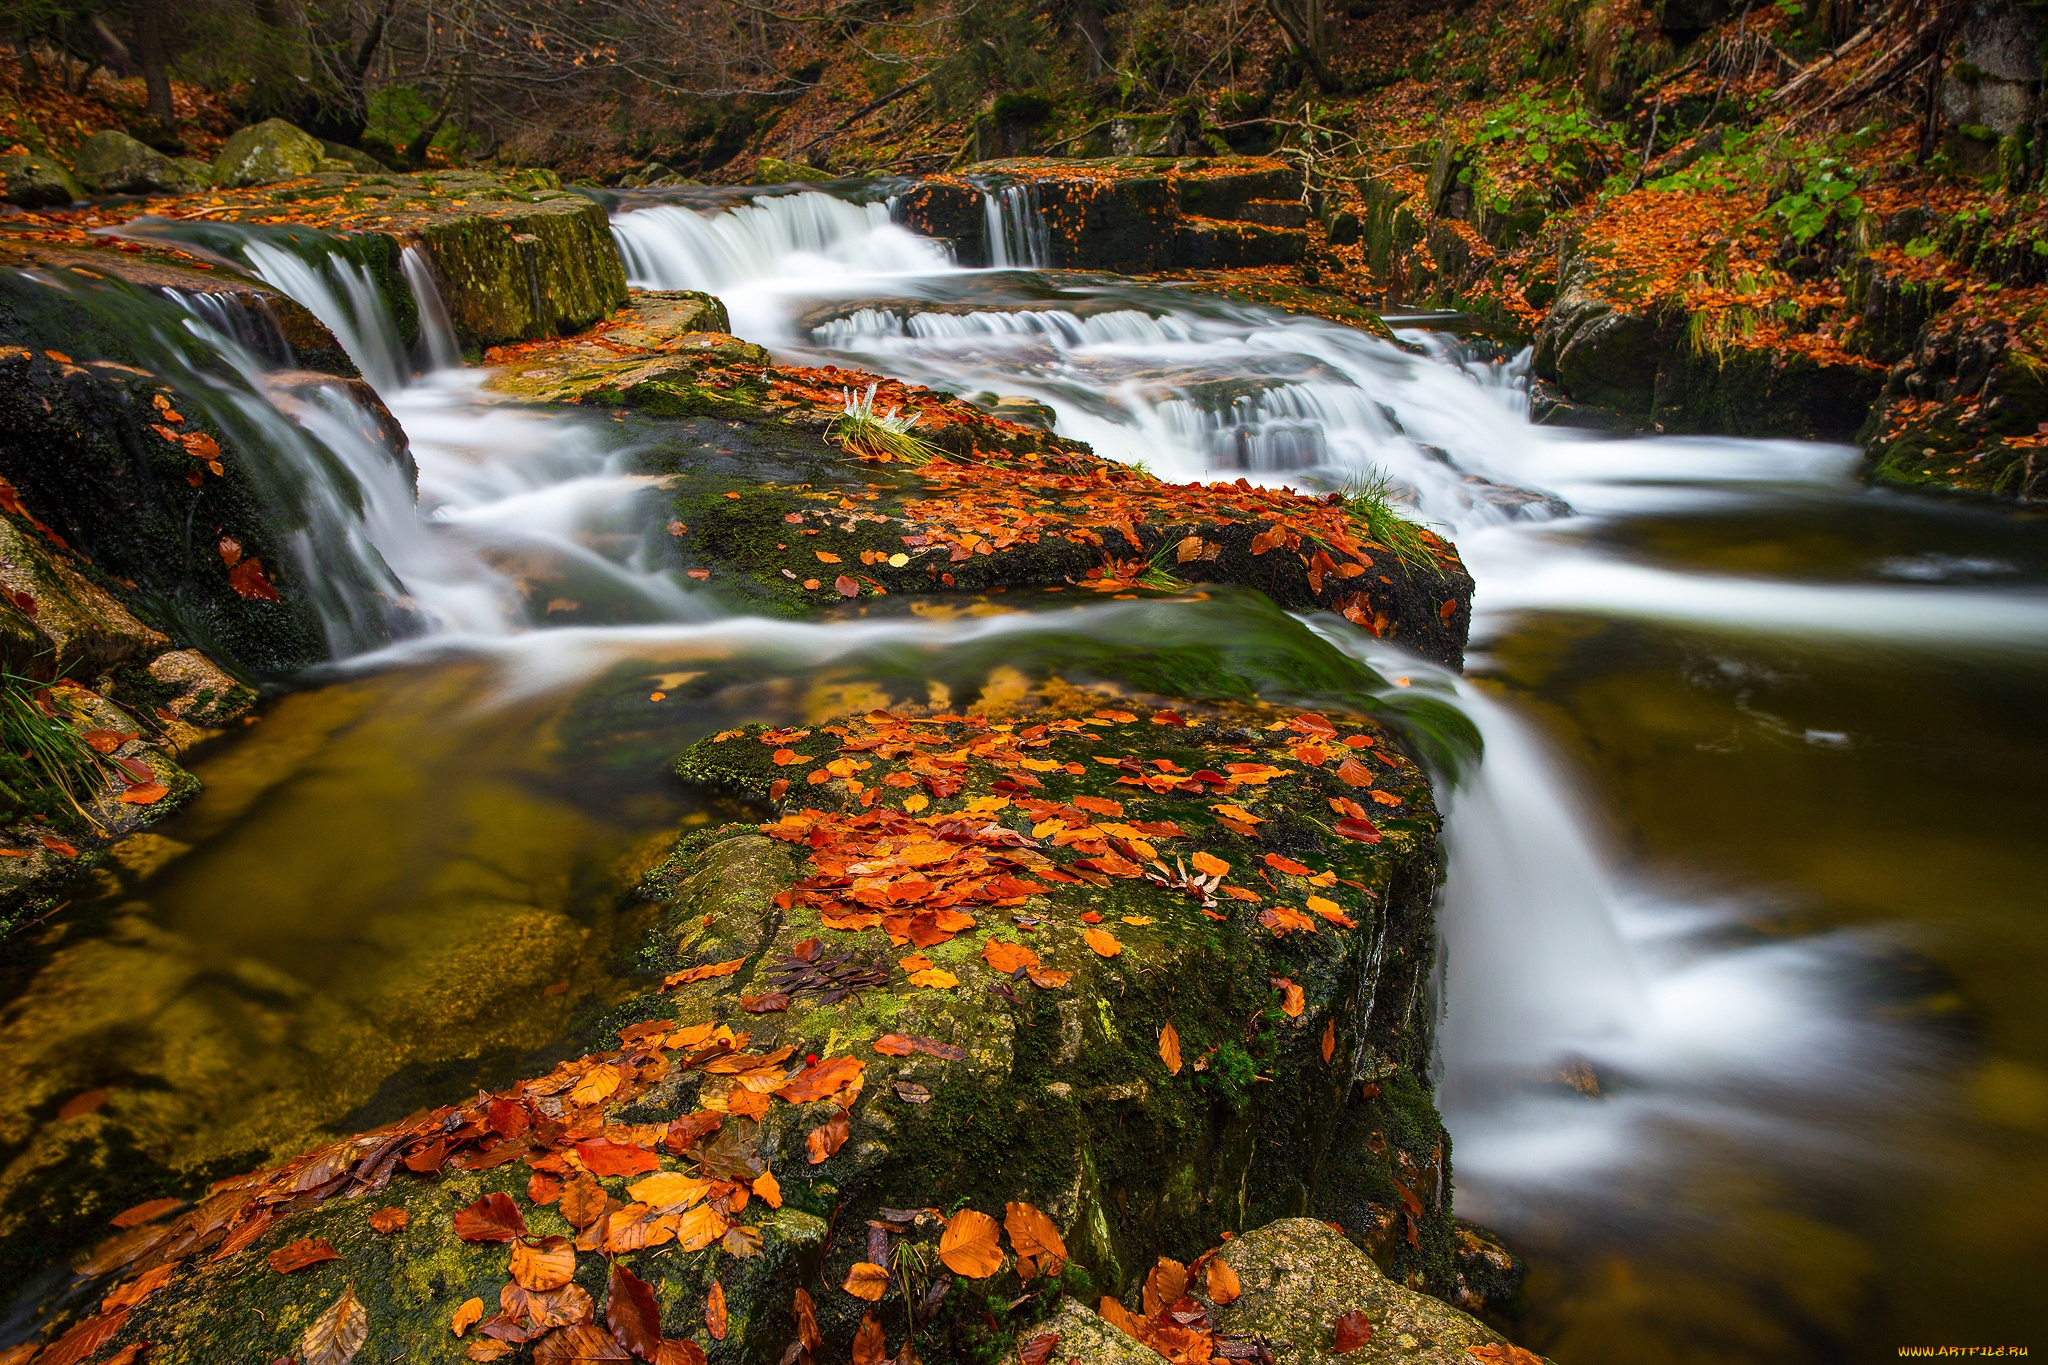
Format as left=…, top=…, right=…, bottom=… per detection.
left=754, top=157, right=836, bottom=184
left=213, top=119, right=325, bottom=188
left=71, top=130, right=207, bottom=196
left=0, top=153, right=83, bottom=208
left=42, top=684, right=1467, bottom=1364
left=1213, top=1218, right=1545, bottom=1363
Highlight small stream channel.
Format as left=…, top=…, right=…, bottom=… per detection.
left=1, top=186, right=2044, bottom=1360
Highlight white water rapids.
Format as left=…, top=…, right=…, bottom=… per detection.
left=97, top=186, right=2048, bottom=1353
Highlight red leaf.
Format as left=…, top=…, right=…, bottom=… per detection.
left=109, top=1197, right=183, bottom=1228
left=835, top=574, right=859, bottom=598
left=576, top=1139, right=659, bottom=1177
left=532, top=1323, right=632, bottom=1363
left=217, top=535, right=243, bottom=567
left=267, top=1237, right=341, bottom=1273
left=1332, top=1309, right=1373, bottom=1353
left=1333, top=817, right=1382, bottom=844
left=228, top=556, right=281, bottom=602
left=39, top=1309, right=127, bottom=1365
left=605, top=1260, right=663, bottom=1361
left=453, top=1192, right=528, bottom=1242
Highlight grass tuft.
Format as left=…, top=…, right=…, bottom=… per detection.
left=1, top=672, right=115, bottom=827
left=1330, top=469, right=1444, bottom=570
left=828, top=383, right=940, bottom=464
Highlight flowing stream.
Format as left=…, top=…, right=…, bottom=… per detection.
left=1, top=187, right=2044, bottom=1359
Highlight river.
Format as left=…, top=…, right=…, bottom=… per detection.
left=3, top=185, right=2044, bottom=1361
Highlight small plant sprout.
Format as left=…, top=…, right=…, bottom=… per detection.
left=1328, top=468, right=1443, bottom=570
left=828, top=383, right=939, bottom=464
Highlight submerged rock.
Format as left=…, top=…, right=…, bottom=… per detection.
left=0, top=152, right=84, bottom=207
left=71, top=130, right=209, bottom=196
left=213, top=119, right=326, bottom=188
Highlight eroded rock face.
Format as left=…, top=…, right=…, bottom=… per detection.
left=1214, top=1218, right=1543, bottom=1363
left=71, top=130, right=208, bottom=196
left=212, top=119, right=326, bottom=188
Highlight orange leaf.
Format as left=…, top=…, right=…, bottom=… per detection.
left=981, top=939, right=1041, bottom=974
left=510, top=1235, right=577, bottom=1291
left=1273, top=977, right=1305, bottom=1018
left=938, top=1207, right=1004, bottom=1278
left=806, top=1111, right=850, bottom=1164
left=451, top=1296, right=485, bottom=1337
left=777, top=1055, right=863, bottom=1104
left=852, top=1312, right=887, bottom=1365
left=663, top=958, right=746, bottom=988
left=843, top=1261, right=890, bottom=1300
left=752, top=1171, right=781, bottom=1208
left=368, top=1206, right=410, bottom=1234
left=1003, top=1201, right=1067, bottom=1273
left=267, top=1237, right=340, bottom=1274
left=835, top=574, right=860, bottom=597
left=1207, top=1256, right=1242, bottom=1305
left=1158, top=1022, right=1182, bottom=1076
left=1190, top=851, right=1230, bottom=877
left=1264, top=853, right=1313, bottom=875
left=1322, top=1018, right=1337, bottom=1063
left=119, top=782, right=169, bottom=805
left=109, top=1197, right=182, bottom=1229
left=706, top=1279, right=727, bottom=1339
left=1083, top=927, right=1121, bottom=957
left=815, top=551, right=842, bottom=562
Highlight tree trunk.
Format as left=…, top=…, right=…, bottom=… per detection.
left=133, top=1, right=175, bottom=129
left=1265, top=0, right=1338, bottom=90
left=1073, top=0, right=1114, bottom=78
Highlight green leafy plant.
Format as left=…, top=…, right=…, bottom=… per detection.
left=828, top=384, right=939, bottom=464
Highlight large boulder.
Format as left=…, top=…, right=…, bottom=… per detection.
left=0, top=153, right=84, bottom=208
left=71, top=130, right=208, bottom=196
left=213, top=119, right=325, bottom=188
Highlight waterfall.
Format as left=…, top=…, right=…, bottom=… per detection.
left=979, top=182, right=1050, bottom=269
left=400, top=244, right=464, bottom=372
left=610, top=193, right=949, bottom=294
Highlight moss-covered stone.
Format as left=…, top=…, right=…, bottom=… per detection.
left=0, top=153, right=83, bottom=208
left=1213, top=1218, right=1545, bottom=1363
left=212, top=120, right=325, bottom=188
left=71, top=130, right=207, bottom=196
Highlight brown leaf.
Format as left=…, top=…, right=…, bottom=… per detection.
left=453, top=1297, right=487, bottom=1337
left=454, top=1192, right=528, bottom=1242
left=706, top=1280, right=727, bottom=1340
left=1206, top=1257, right=1241, bottom=1306
left=843, top=1261, right=890, bottom=1301
left=938, top=1207, right=1003, bottom=1278
left=1158, top=1022, right=1182, bottom=1076
left=268, top=1238, right=342, bottom=1274
left=805, top=1110, right=850, bottom=1164
left=1017, top=1330, right=1061, bottom=1365
left=852, top=1312, right=888, bottom=1365
left=560, top=1174, right=608, bottom=1229
left=835, top=574, right=859, bottom=597
left=1273, top=976, right=1305, bottom=1018
left=533, top=1323, right=632, bottom=1363
left=1003, top=1201, right=1066, bottom=1273
left=1465, top=1345, right=1545, bottom=1365
left=368, top=1207, right=410, bottom=1235
left=39, top=1309, right=127, bottom=1365
left=109, top=1197, right=182, bottom=1229
left=301, top=1285, right=369, bottom=1365
left=606, top=1260, right=663, bottom=1361
left=662, top=958, right=745, bottom=988
left=512, top=1236, right=578, bottom=1292
left=795, top=1287, right=822, bottom=1354
left=655, top=1342, right=707, bottom=1365
left=467, top=1340, right=517, bottom=1362
left=776, top=1055, right=864, bottom=1104
left=1332, top=1309, right=1373, bottom=1353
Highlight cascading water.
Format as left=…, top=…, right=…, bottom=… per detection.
left=977, top=181, right=1051, bottom=268
left=607, top=188, right=2048, bottom=1356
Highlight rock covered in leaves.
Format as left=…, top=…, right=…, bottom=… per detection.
left=44, top=685, right=1469, bottom=1364
left=485, top=291, right=1473, bottom=666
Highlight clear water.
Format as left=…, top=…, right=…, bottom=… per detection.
left=0, top=188, right=2042, bottom=1360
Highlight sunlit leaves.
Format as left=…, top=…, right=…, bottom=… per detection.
left=938, top=1207, right=1004, bottom=1278
left=453, top=1193, right=527, bottom=1243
